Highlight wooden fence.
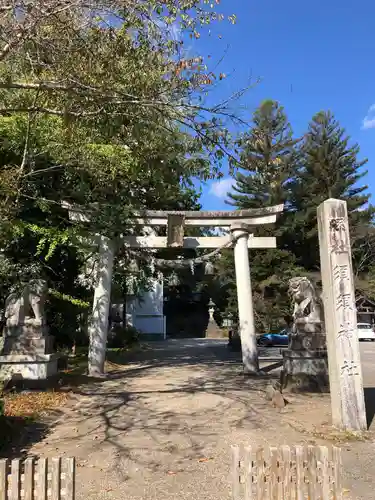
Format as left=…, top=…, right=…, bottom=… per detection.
left=232, top=445, right=343, bottom=500
left=0, top=457, right=75, bottom=500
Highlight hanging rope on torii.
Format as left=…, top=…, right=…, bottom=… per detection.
left=125, top=227, right=240, bottom=271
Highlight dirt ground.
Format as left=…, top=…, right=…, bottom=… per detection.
left=14, top=339, right=375, bottom=499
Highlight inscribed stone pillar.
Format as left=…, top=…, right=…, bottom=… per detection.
left=230, top=223, right=259, bottom=373
left=317, top=199, right=367, bottom=431
left=88, top=236, right=115, bottom=377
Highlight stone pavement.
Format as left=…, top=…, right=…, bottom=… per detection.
left=26, top=339, right=375, bottom=499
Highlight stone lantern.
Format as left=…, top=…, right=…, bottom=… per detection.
left=205, top=298, right=223, bottom=339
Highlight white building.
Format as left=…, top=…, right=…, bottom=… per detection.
left=124, top=278, right=166, bottom=340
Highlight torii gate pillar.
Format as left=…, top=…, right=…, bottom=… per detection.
left=88, top=236, right=115, bottom=376
left=231, top=223, right=259, bottom=374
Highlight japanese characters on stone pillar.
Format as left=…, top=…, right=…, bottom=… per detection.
left=317, top=199, right=367, bottom=431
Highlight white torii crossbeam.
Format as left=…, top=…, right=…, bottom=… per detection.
left=123, top=235, right=276, bottom=249
left=62, top=201, right=284, bottom=376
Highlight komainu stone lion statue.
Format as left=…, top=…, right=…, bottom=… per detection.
left=4, top=279, right=48, bottom=328
left=288, top=277, right=323, bottom=325
left=281, top=277, right=328, bottom=392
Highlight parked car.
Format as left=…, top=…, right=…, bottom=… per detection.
left=357, top=323, right=375, bottom=341
left=257, top=329, right=290, bottom=347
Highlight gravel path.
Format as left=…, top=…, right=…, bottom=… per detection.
left=28, top=339, right=375, bottom=499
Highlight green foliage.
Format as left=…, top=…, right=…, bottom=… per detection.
left=215, top=104, right=375, bottom=332
left=228, top=100, right=298, bottom=211
left=0, top=0, right=238, bottom=350
left=0, top=0, right=244, bottom=226
left=48, top=290, right=90, bottom=309
left=107, top=325, right=140, bottom=349
left=213, top=248, right=303, bottom=332
left=289, top=110, right=375, bottom=270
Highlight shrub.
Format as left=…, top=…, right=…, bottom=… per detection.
left=107, top=325, right=140, bottom=348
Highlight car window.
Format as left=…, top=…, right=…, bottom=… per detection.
left=358, top=324, right=372, bottom=330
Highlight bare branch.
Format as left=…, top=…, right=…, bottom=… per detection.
left=22, top=164, right=66, bottom=177
left=0, top=31, right=24, bottom=62
left=19, top=111, right=32, bottom=175
left=0, top=106, right=104, bottom=117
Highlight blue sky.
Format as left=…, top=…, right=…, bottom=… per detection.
left=189, top=0, right=375, bottom=210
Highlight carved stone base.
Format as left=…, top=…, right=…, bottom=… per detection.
left=205, top=320, right=226, bottom=339
left=2, top=335, right=54, bottom=355
left=0, top=353, right=59, bottom=381
left=281, top=349, right=329, bottom=392
left=4, top=323, right=49, bottom=338
left=288, top=332, right=326, bottom=351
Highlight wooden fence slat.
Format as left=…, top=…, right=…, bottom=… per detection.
left=0, top=457, right=76, bottom=500
left=23, top=458, right=34, bottom=500
left=51, top=458, right=61, bottom=500
left=37, top=459, right=47, bottom=500
left=0, top=460, right=8, bottom=500
left=294, top=445, right=304, bottom=500
left=256, top=448, right=265, bottom=500
left=244, top=446, right=252, bottom=500
left=307, top=445, right=318, bottom=500
left=281, top=446, right=291, bottom=500
left=319, top=446, right=329, bottom=499
left=65, top=458, right=76, bottom=500
left=231, top=446, right=240, bottom=500
left=231, top=444, right=343, bottom=500
left=10, top=459, right=20, bottom=500
left=333, top=447, right=343, bottom=500
left=269, top=447, right=279, bottom=500
left=276, top=448, right=284, bottom=500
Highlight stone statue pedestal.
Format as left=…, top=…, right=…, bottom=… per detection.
left=3, top=322, right=52, bottom=354
left=281, top=279, right=329, bottom=392
left=282, top=348, right=328, bottom=392
left=0, top=353, right=59, bottom=381
left=205, top=319, right=226, bottom=339
left=0, top=324, right=58, bottom=381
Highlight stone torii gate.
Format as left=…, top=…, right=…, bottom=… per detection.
left=62, top=202, right=284, bottom=376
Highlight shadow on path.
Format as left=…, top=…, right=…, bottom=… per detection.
left=364, top=387, right=375, bottom=429
left=35, top=339, right=283, bottom=480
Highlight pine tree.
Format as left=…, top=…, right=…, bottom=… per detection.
left=227, top=100, right=298, bottom=212
left=289, top=111, right=375, bottom=270
left=221, top=100, right=302, bottom=331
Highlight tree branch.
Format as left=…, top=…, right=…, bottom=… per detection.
left=0, top=106, right=104, bottom=117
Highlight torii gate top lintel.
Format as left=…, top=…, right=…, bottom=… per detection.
left=140, top=204, right=284, bottom=219
left=61, top=200, right=284, bottom=248
left=61, top=201, right=284, bottom=228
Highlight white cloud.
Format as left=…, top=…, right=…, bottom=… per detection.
left=209, top=178, right=235, bottom=198
left=362, top=104, right=375, bottom=130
